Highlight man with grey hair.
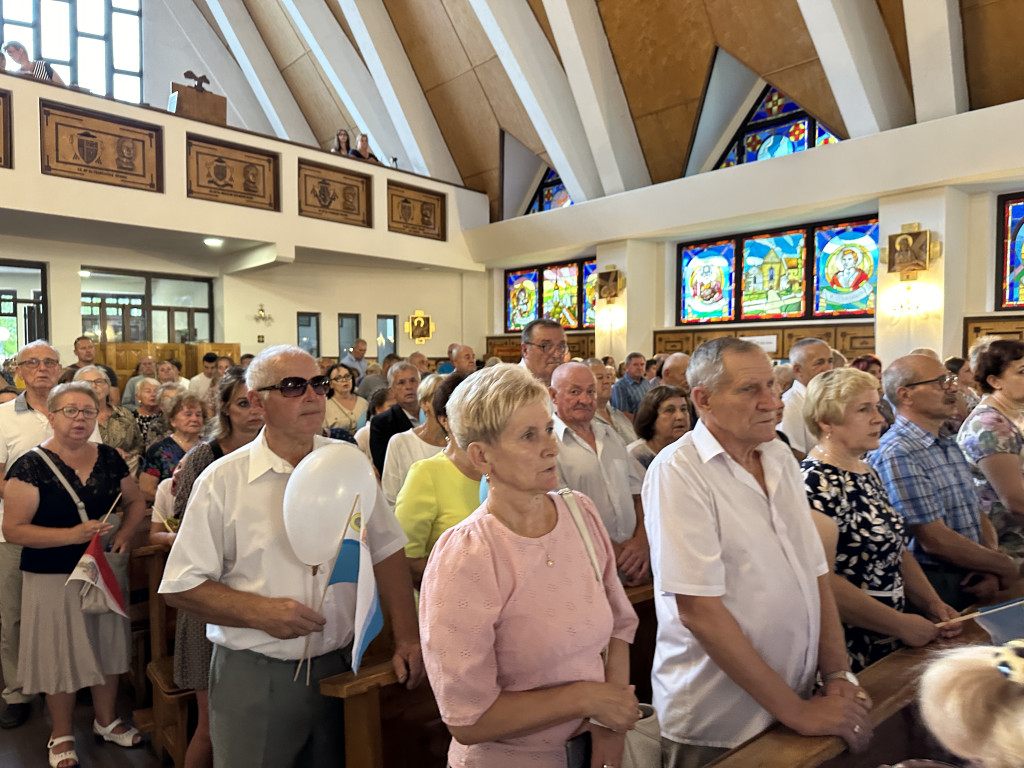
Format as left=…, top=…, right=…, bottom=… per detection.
left=644, top=337, right=871, bottom=765
left=120, top=353, right=157, bottom=412
left=780, top=337, right=833, bottom=455
left=519, top=318, right=568, bottom=387
left=0, top=341, right=99, bottom=729
left=868, top=354, right=1017, bottom=610
left=369, top=360, right=421, bottom=474
left=407, top=350, right=429, bottom=374
left=340, top=338, right=369, bottom=378
left=160, top=345, right=423, bottom=767
left=450, top=344, right=476, bottom=376
left=356, top=353, right=399, bottom=399
left=551, top=362, right=648, bottom=584
left=586, top=358, right=635, bottom=445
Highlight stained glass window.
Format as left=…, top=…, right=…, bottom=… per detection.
left=998, top=194, right=1024, bottom=309
left=582, top=260, right=597, bottom=329
left=813, top=219, right=879, bottom=317
left=505, top=268, right=539, bottom=333
left=679, top=240, right=735, bottom=323
left=714, top=85, right=840, bottom=170
left=542, top=262, right=580, bottom=328
left=740, top=229, right=806, bottom=320
left=525, top=169, right=573, bottom=214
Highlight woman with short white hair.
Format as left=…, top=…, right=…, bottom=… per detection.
left=380, top=373, right=446, bottom=506
left=801, top=367, right=960, bottom=671
left=419, top=364, right=639, bottom=768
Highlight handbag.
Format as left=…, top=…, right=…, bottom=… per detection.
left=558, top=488, right=661, bottom=768
left=32, top=447, right=127, bottom=614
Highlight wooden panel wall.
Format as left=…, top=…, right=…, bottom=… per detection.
left=963, top=315, right=1024, bottom=355
left=654, top=323, right=874, bottom=360
left=486, top=332, right=595, bottom=363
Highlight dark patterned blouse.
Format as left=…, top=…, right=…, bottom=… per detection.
left=801, top=458, right=909, bottom=671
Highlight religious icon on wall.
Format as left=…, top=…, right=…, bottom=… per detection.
left=404, top=310, right=434, bottom=344
left=887, top=230, right=929, bottom=274
left=505, top=269, right=539, bottom=333
left=680, top=239, right=735, bottom=323
left=813, top=219, right=878, bottom=317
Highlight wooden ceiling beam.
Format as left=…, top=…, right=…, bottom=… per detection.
left=903, top=0, right=968, bottom=123
left=205, top=0, right=317, bottom=144
left=280, top=0, right=408, bottom=169
left=467, top=0, right=604, bottom=203
left=795, top=0, right=913, bottom=137
left=338, top=0, right=461, bottom=182
left=541, top=0, right=650, bottom=194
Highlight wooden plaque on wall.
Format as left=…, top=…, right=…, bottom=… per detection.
left=298, top=160, right=371, bottom=227
left=0, top=90, right=10, bottom=169
left=186, top=134, right=278, bottom=211
left=40, top=100, right=161, bottom=191
left=387, top=181, right=445, bottom=240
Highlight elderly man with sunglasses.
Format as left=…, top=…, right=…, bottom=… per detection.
left=159, top=345, right=423, bottom=768
left=0, top=341, right=101, bottom=729
left=868, top=354, right=1019, bottom=611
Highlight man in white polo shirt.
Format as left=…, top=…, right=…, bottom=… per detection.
left=643, top=337, right=871, bottom=767
left=160, top=345, right=422, bottom=767
left=780, top=337, right=833, bottom=456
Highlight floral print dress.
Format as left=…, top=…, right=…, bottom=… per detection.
left=801, top=458, right=909, bottom=671
left=957, top=404, right=1024, bottom=564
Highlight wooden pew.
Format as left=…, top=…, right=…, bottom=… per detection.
left=320, top=583, right=657, bottom=768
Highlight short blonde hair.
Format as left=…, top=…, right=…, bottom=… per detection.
left=918, top=645, right=1024, bottom=768
left=417, top=373, right=442, bottom=405
left=802, top=367, right=879, bottom=439
left=446, top=363, right=549, bottom=451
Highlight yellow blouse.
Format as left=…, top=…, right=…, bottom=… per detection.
left=394, top=451, right=479, bottom=559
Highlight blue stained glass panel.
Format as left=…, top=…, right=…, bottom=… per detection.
left=744, top=119, right=809, bottom=163
left=719, top=143, right=738, bottom=169
left=505, top=269, right=539, bottom=332
left=582, top=260, right=597, bottom=329
left=816, top=124, right=840, bottom=146
left=740, top=229, right=806, bottom=319
left=680, top=240, right=735, bottom=323
left=1002, top=198, right=1024, bottom=308
left=813, top=220, right=879, bottom=317
left=750, top=87, right=800, bottom=123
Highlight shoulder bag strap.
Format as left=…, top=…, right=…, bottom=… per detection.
left=32, top=446, right=88, bottom=523
left=558, top=488, right=602, bottom=585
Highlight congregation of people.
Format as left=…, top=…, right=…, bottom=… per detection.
left=1, top=322, right=1023, bottom=768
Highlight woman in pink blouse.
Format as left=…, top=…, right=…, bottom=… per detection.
left=419, top=363, right=640, bottom=768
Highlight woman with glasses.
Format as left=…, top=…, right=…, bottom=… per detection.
left=323, top=363, right=367, bottom=433
left=419, top=364, right=640, bottom=768
left=2, top=382, right=147, bottom=768
left=381, top=374, right=446, bottom=507
left=800, top=368, right=960, bottom=671
left=957, top=339, right=1024, bottom=565
left=148, top=367, right=264, bottom=768
left=73, top=366, right=143, bottom=476
left=139, top=393, right=205, bottom=504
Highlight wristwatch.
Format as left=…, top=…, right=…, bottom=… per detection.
left=823, top=670, right=860, bottom=686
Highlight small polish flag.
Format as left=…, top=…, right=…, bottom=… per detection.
left=66, top=533, right=127, bottom=618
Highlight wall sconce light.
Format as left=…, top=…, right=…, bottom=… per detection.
left=596, top=303, right=626, bottom=332
left=254, top=304, right=274, bottom=324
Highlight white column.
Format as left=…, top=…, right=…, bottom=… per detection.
left=595, top=240, right=658, bottom=361
left=875, top=187, right=969, bottom=364
left=205, top=0, right=317, bottom=144
left=338, top=0, right=461, bottom=182
left=795, top=0, right=914, bottom=137
left=541, top=0, right=650, bottom=194
left=467, top=0, right=604, bottom=203
left=903, top=0, right=969, bottom=123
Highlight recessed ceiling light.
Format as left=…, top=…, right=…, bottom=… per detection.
left=204, top=238, right=224, bottom=248
left=78, top=270, right=91, bottom=277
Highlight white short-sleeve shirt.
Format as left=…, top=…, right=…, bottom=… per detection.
left=780, top=379, right=813, bottom=453
left=642, top=420, right=828, bottom=748
left=159, top=429, right=406, bottom=661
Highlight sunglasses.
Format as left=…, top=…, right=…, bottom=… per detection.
left=257, top=375, right=331, bottom=398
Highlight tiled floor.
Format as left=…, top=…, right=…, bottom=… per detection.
left=0, top=682, right=166, bottom=768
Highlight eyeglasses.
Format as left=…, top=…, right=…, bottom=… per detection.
left=52, top=406, right=99, bottom=419
left=257, top=375, right=330, bottom=398
left=905, top=373, right=958, bottom=390
left=525, top=341, right=569, bottom=356
left=331, top=375, right=352, bottom=382
left=17, top=358, right=60, bottom=369
left=81, top=379, right=108, bottom=388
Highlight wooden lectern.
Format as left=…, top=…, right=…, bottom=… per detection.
left=168, top=82, right=227, bottom=126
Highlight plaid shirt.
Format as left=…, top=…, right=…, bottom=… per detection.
left=610, top=375, right=650, bottom=416
left=867, top=414, right=982, bottom=566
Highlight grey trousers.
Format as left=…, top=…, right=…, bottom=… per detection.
left=661, top=737, right=729, bottom=768
left=208, top=644, right=351, bottom=768
left=0, top=541, right=29, bottom=705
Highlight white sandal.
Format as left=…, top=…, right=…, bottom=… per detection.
left=92, top=717, right=142, bottom=748
left=47, top=735, right=78, bottom=768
